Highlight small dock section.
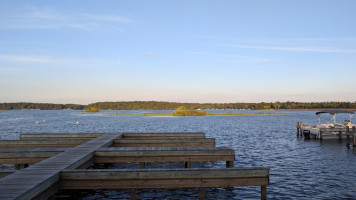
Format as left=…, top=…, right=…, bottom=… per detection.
left=0, top=132, right=269, bottom=200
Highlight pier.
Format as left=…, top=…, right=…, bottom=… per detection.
left=297, top=121, right=356, bottom=145
left=0, top=132, right=269, bottom=200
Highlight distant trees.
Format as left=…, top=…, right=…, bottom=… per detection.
left=1, top=101, right=355, bottom=111
left=0, top=103, right=84, bottom=110
left=85, top=101, right=356, bottom=110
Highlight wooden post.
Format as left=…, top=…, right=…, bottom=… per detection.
left=261, top=185, right=267, bottom=200
left=353, top=126, right=356, bottom=133
left=139, top=162, right=145, bottom=169
left=130, top=188, right=136, bottom=200
left=338, top=131, right=342, bottom=140
left=226, top=161, right=234, bottom=168
left=300, top=122, right=303, bottom=136
left=354, top=135, right=356, bottom=147
left=297, top=122, right=300, bottom=136
left=199, top=187, right=205, bottom=200
left=319, top=130, right=323, bottom=140
left=346, top=126, right=350, bottom=145
left=14, top=164, right=20, bottom=170
left=185, top=161, right=191, bottom=168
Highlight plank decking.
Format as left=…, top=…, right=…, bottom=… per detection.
left=0, top=132, right=269, bottom=200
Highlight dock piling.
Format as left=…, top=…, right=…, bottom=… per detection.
left=130, top=188, right=136, bottom=200
left=199, top=187, right=205, bottom=200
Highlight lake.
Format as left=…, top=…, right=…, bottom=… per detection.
left=0, top=110, right=355, bottom=199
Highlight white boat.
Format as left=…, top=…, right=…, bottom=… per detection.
left=303, top=110, right=355, bottom=139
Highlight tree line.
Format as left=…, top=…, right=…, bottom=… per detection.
left=0, top=103, right=85, bottom=110
left=0, top=101, right=355, bottom=110
left=86, top=101, right=356, bottom=110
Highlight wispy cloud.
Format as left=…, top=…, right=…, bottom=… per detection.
left=0, top=54, right=121, bottom=69
left=0, top=6, right=135, bottom=31
left=144, top=52, right=156, bottom=56
left=222, top=44, right=356, bottom=53
left=190, top=52, right=276, bottom=62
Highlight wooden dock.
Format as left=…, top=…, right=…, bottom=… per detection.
left=297, top=121, right=356, bottom=145
left=0, top=132, right=269, bottom=200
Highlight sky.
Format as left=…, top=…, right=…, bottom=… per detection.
left=0, top=0, right=356, bottom=105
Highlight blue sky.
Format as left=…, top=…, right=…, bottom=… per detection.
left=0, top=1, right=356, bottom=104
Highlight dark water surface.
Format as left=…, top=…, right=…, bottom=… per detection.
left=0, top=110, right=355, bottom=199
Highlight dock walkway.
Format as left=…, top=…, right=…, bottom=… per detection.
left=0, top=132, right=269, bottom=200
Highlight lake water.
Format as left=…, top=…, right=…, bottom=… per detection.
left=0, top=110, right=356, bottom=200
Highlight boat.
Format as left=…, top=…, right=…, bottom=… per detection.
left=303, top=110, right=355, bottom=139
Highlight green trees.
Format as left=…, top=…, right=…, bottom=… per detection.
left=1, top=101, right=355, bottom=111
left=173, top=106, right=206, bottom=116
left=0, top=103, right=84, bottom=110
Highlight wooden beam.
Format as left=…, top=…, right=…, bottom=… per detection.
left=0, top=170, right=15, bottom=178
left=20, top=133, right=103, bottom=140
left=123, top=132, right=206, bottom=138
left=60, top=168, right=269, bottom=189
left=94, top=147, right=234, bottom=164
left=0, top=139, right=90, bottom=149
left=112, top=138, right=215, bottom=147
left=0, top=148, right=65, bottom=164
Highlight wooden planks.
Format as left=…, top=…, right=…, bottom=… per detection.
left=113, top=138, right=215, bottom=147
left=122, top=132, right=205, bottom=138
left=0, top=139, right=90, bottom=149
left=0, top=148, right=65, bottom=164
left=20, top=133, right=103, bottom=140
left=60, top=167, right=269, bottom=189
left=0, top=134, right=121, bottom=200
left=0, top=170, right=15, bottom=178
left=94, top=147, right=235, bottom=166
left=0, top=132, right=269, bottom=199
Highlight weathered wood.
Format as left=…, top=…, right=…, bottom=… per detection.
left=338, top=131, right=342, bottom=140
left=297, top=122, right=300, bottom=136
left=0, top=139, right=90, bottom=149
left=60, top=168, right=269, bottom=189
left=123, top=132, right=206, bottom=138
left=113, top=138, right=215, bottom=147
left=261, top=185, right=267, bottom=200
left=226, top=161, right=234, bottom=168
left=300, top=122, right=303, bottom=136
left=130, top=188, right=136, bottom=200
left=184, top=161, right=191, bottom=168
left=20, top=133, right=102, bottom=140
left=139, top=162, right=145, bottom=169
left=0, top=170, right=15, bottom=178
left=199, top=187, right=205, bottom=200
left=0, top=134, right=121, bottom=200
left=0, top=148, right=65, bottom=164
left=94, top=147, right=234, bottom=165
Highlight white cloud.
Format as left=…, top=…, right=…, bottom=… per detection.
left=222, top=44, right=356, bottom=53
left=144, top=52, right=156, bottom=56
left=0, top=6, right=135, bottom=31
left=0, top=54, right=121, bottom=69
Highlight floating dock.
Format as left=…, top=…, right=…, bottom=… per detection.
left=297, top=121, right=356, bottom=145
left=0, top=132, right=269, bottom=200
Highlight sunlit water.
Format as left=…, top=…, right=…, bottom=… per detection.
left=0, top=110, right=355, bottom=199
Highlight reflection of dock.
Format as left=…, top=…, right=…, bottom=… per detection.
left=297, top=121, right=356, bottom=145
left=0, top=132, right=269, bottom=200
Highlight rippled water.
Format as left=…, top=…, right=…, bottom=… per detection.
left=1, top=110, right=356, bottom=199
